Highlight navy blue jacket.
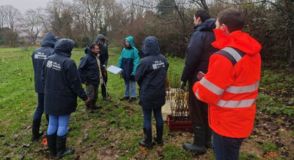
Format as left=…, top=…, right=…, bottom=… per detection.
left=42, top=39, right=87, bottom=115
left=181, top=18, right=217, bottom=85
left=135, top=36, right=169, bottom=109
left=78, top=48, right=100, bottom=86
left=32, top=32, right=56, bottom=93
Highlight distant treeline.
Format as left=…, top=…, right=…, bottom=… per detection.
left=0, top=0, right=293, bottom=69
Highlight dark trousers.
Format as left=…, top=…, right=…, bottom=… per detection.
left=188, top=84, right=210, bottom=141
left=100, top=70, right=108, bottom=98
left=213, top=132, right=244, bottom=160
left=142, top=107, right=163, bottom=131
left=85, top=84, right=98, bottom=107
left=33, top=93, right=45, bottom=121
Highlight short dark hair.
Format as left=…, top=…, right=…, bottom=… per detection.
left=195, top=9, right=210, bottom=22
left=89, top=43, right=99, bottom=50
left=217, top=8, right=245, bottom=32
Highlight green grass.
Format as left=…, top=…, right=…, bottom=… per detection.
left=0, top=47, right=190, bottom=159
left=260, top=142, right=278, bottom=153
left=0, top=47, right=293, bottom=159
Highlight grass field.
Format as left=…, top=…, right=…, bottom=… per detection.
left=0, top=47, right=293, bottom=160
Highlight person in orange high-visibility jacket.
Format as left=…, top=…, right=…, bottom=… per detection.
left=193, top=9, right=261, bottom=160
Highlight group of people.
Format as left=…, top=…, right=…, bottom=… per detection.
left=31, top=31, right=168, bottom=158
left=30, top=8, right=261, bottom=160
left=31, top=33, right=109, bottom=158
left=181, top=8, right=261, bottom=160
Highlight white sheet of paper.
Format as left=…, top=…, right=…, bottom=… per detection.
left=107, top=65, right=122, bottom=74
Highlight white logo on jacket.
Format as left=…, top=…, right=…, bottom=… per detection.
left=34, top=52, right=47, bottom=59
left=152, top=60, right=165, bottom=70
left=46, top=60, right=61, bottom=71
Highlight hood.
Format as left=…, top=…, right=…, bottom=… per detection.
left=84, top=47, right=96, bottom=56
left=142, top=36, right=161, bottom=56
left=194, top=18, right=216, bottom=32
left=125, top=35, right=135, bottom=48
left=95, top=34, right=106, bottom=43
left=212, top=29, right=262, bottom=56
left=41, top=32, right=57, bottom=48
left=84, top=47, right=91, bottom=54
left=54, top=38, right=75, bottom=57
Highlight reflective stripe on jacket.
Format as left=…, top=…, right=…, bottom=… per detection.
left=193, top=29, right=262, bottom=138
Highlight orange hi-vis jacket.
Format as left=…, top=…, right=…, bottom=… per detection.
left=193, top=29, right=262, bottom=138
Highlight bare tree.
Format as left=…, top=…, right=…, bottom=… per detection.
left=5, top=5, right=21, bottom=31
left=0, top=5, right=21, bottom=31
left=46, top=0, right=74, bottom=37
left=190, top=0, right=209, bottom=11
left=21, top=8, right=44, bottom=44
left=0, top=6, right=8, bottom=28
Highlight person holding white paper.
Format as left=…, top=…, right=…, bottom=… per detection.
left=117, top=35, right=140, bottom=102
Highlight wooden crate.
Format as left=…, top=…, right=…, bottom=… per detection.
left=166, top=115, right=193, bottom=132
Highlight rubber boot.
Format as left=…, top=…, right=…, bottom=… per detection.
left=154, top=125, right=164, bottom=146
left=183, top=126, right=206, bottom=155
left=32, top=119, right=42, bottom=141
left=139, top=128, right=153, bottom=149
left=47, top=133, right=57, bottom=157
left=86, top=100, right=99, bottom=111
left=128, top=97, right=137, bottom=102
left=56, top=135, right=75, bottom=159
left=120, top=96, right=129, bottom=101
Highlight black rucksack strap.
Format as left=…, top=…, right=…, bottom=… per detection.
left=216, top=47, right=245, bottom=65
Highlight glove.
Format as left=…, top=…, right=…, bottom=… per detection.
left=197, top=71, right=205, bottom=80
left=180, top=81, right=186, bottom=90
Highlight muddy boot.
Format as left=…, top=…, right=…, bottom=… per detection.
left=86, top=101, right=99, bottom=111
left=47, top=133, right=57, bottom=157
left=56, top=135, right=75, bottom=159
left=93, top=104, right=102, bottom=109
left=183, top=126, right=206, bottom=155
left=120, top=96, right=129, bottom=101
left=128, top=97, right=137, bottom=102
left=139, top=128, right=153, bottom=149
left=32, top=119, right=42, bottom=141
left=154, top=125, right=164, bottom=146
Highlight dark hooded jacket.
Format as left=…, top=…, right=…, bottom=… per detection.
left=181, top=18, right=217, bottom=86
left=135, top=36, right=169, bottom=109
left=32, top=32, right=57, bottom=93
left=95, top=34, right=109, bottom=68
left=78, top=48, right=100, bottom=86
left=42, top=39, right=87, bottom=115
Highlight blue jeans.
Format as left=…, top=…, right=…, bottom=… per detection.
left=213, top=131, right=244, bottom=160
left=124, top=80, right=136, bottom=98
left=47, top=115, right=70, bottom=136
left=143, top=107, right=163, bottom=130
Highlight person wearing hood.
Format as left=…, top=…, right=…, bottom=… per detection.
left=78, top=43, right=102, bottom=110
left=181, top=10, right=216, bottom=155
left=135, top=36, right=169, bottom=149
left=193, top=9, right=262, bottom=160
left=42, top=38, right=88, bottom=158
left=31, top=32, right=57, bottom=141
left=118, top=35, right=140, bottom=102
left=95, top=34, right=109, bottom=100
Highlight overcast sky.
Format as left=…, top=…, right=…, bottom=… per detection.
left=0, top=0, right=73, bottom=13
